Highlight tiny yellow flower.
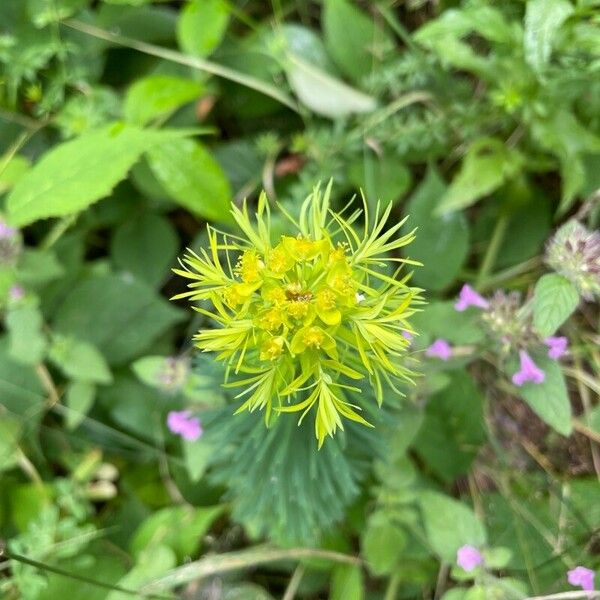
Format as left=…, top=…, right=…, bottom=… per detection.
left=173, top=183, right=421, bottom=447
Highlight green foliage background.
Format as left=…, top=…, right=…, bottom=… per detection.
left=0, top=0, right=599, bottom=598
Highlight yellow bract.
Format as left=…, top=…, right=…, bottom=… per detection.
left=174, top=183, right=421, bottom=447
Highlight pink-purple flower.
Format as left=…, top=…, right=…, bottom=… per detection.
left=402, top=330, right=413, bottom=341
left=8, top=285, right=24, bottom=301
left=0, top=221, right=17, bottom=239
left=512, top=350, right=545, bottom=386
left=544, top=336, right=568, bottom=360
left=167, top=410, right=202, bottom=441
left=426, top=339, right=452, bottom=361
left=455, top=284, right=489, bottom=312
left=567, top=566, right=595, bottom=592
left=457, top=545, right=484, bottom=572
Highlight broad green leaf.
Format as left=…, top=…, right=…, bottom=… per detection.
left=65, top=381, right=95, bottom=430
left=147, top=138, right=232, bottom=223
left=323, top=0, right=393, bottom=82
left=131, top=505, right=224, bottom=560
left=106, top=545, right=176, bottom=600
left=111, top=213, right=179, bottom=288
left=437, top=139, right=523, bottom=214
left=0, top=415, right=22, bottom=472
left=285, top=55, right=377, bottom=118
left=5, top=304, right=47, bottom=365
left=361, top=511, right=407, bottom=575
left=514, top=354, right=572, bottom=436
left=183, top=436, right=214, bottom=482
left=406, top=167, right=469, bottom=290
left=177, top=0, right=229, bottom=58
left=420, top=491, right=487, bottom=562
left=17, top=249, right=64, bottom=287
left=131, top=356, right=168, bottom=388
left=411, top=301, right=484, bottom=345
left=347, top=153, right=411, bottom=210
left=533, top=273, right=579, bottom=336
left=524, top=0, right=574, bottom=73
left=0, top=154, right=30, bottom=194
left=49, top=335, right=113, bottom=384
left=124, top=75, right=203, bottom=126
left=414, top=371, right=486, bottom=482
left=53, top=274, right=184, bottom=365
left=6, top=125, right=187, bottom=227
left=330, top=564, right=364, bottom=600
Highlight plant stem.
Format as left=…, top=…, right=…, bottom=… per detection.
left=384, top=572, right=401, bottom=600
left=477, top=215, right=509, bottom=288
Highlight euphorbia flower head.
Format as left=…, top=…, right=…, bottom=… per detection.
left=174, top=184, right=420, bottom=446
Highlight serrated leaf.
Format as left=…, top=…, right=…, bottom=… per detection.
left=65, top=381, right=95, bottom=430
left=5, top=305, right=47, bottom=365
left=323, top=0, right=393, bottom=82
left=437, top=139, right=523, bottom=214
left=361, top=511, right=407, bottom=575
left=147, top=138, right=232, bottom=224
left=524, top=0, right=574, bottom=73
left=111, top=213, right=179, bottom=288
left=514, top=354, right=572, bottom=436
left=49, top=335, right=113, bottom=384
left=420, top=491, right=487, bottom=561
left=407, top=167, right=469, bottom=290
left=177, top=0, right=229, bottom=57
left=285, top=54, right=377, bottom=119
left=533, top=273, right=579, bottom=336
left=6, top=125, right=187, bottom=227
left=124, top=75, right=204, bottom=126
left=0, top=154, right=30, bottom=194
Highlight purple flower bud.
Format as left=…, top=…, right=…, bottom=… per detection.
left=426, top=339, right=452, bottom=361
left=457, top=545, right=483, bottom=572
left=455, top=284, right=489, bottom=312
left=9, top=285, right=24, bottom=301
left=567, top=566, right=595, bottom=592
left=544, top=336, right=568, bottom=360
left=402, top=330, right=413, bottom=341
left=167, top=410, right=202, bottom=441
left=512, top=350, right=545, bottom=386
left=0, top=221, right=17, bottom=239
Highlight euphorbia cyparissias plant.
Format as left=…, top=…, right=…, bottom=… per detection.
left=173, top=184, right=421, bottom=446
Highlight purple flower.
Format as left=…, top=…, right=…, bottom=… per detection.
left=457, top=545, right=483, bottom=572
left=455, top=284, right=489, bottom=312
left=512, top=350, right=545, bottom=386
left=567, top=566, right=595, bottom=592
left=167, top=410, right=202, bottom=441
left=544, top=336, right=568, bottom=360
left=9, top=285, right=24, bottom=301
left=402, top=330, right=413, bottom=341
left=426, top=339, right=452, bottom=361
left=0, top=221, right=16, bottom=239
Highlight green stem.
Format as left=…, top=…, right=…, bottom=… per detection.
left=384, top=572, right=401, bottom=600
left=476, top=215, right=509, bottom=288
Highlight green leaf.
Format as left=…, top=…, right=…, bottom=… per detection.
left=285, top=55, right=377, bottom=119
left=5, top=305, right=47, bottom=365
left=514, top=354, right=572, bottom=436
left=183, top=436, right=214, bottom=482
left=111, top=213, right=179, bottom=288
left=147, top=138, right=232, bottom=224
left=330, top=564, right=364, bottom=600
left=52, top=274, right=184, bottom=365
left=361, top=511, right=407, bottom=575
left=17, top=249, right=65, bottom=287
left=524, top=0, right=574, bottom=73
left=533, top=274, right=579, bottom=336
left=176, top=0, right=229, bottom=58
left=323, top=0, right=393, bottom=82
left=420, top=491, right=487, bottom=562
left=0, top=414, right=22, bottom=473
left=437, top=139, right=523, bottom=214
left=64, top=381, right=96, bottom=430
left=411, top=301, right=484, bottom=345
left=49, top=335, right=113, bottom=384
left=407, top=167, right=469, bottom=290
left=414, top=371, right=486, bottom=482
left=6, top=125, right=186, bottom=227
left=124, top=75, right=204, bottom=126
left=347, top=153, right=411, bottom=210
left=0, top=154, right=30, bottom=194
left=131, top=505, right=224, bottom=561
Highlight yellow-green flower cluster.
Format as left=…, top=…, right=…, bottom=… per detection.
left=174, top=184, right=421, bottom=446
